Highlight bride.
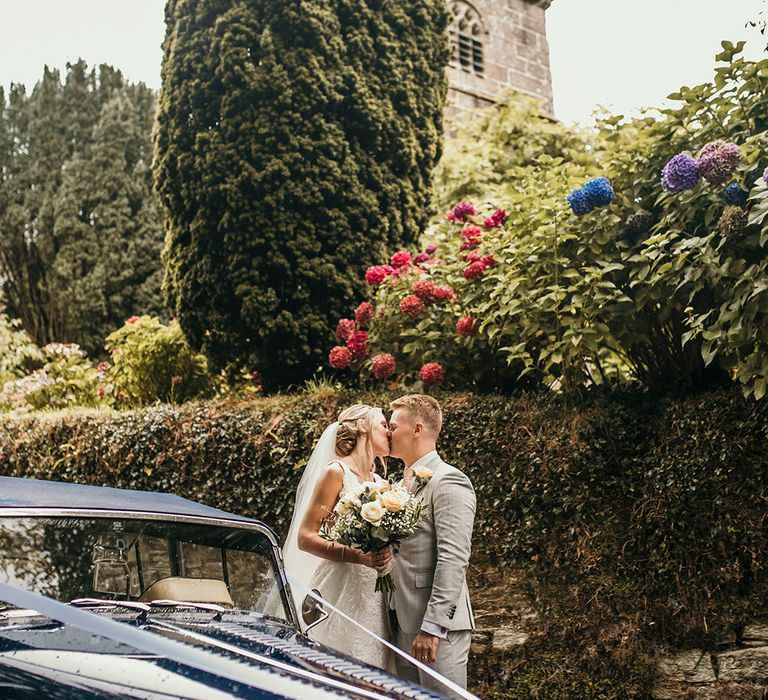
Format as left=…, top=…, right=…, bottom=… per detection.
left=283, top=404, right=394, bottom=668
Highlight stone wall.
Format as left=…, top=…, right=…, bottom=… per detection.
left=445, top=0, right=554, bottom=119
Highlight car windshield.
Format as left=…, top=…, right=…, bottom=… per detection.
left=0, top=516, right=291, bottom=623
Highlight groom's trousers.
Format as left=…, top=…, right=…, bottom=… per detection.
left=390, top=610, right=471, bottom=700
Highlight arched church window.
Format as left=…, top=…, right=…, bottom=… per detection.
left=448, top=1, right=485, bottom=77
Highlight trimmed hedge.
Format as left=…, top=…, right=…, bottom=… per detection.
left=1, top=388, right=767, bottom=698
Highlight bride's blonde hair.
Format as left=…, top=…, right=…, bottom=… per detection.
left=335, top=404, right=386, bottom=475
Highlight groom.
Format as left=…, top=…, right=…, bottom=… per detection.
left=387, top=394, right=476, bottom=699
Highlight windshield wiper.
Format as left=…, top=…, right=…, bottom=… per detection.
left=70, top=598, right=150, bottom=613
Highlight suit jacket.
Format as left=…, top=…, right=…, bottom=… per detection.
left=391, top=452, right=476, bottom=634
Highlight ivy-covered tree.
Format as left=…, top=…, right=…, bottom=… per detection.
left=154, top=0, right=449, bottom=388
left=0, top=61, right=165, bottom=354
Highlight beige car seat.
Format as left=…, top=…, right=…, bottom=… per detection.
left=139, top=577, right=234, bottom=608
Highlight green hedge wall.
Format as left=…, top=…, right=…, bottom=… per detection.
left=1, top=388, right=767, bottom=698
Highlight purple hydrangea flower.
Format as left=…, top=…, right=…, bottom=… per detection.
left=582, top=176, right=615, bottom=207
left=566, top=188, right=593, bottom=216
left=446, top=201, right=476, bottom=222
left=763, top=166, right=768, bottom=184
left=425, top=244, right=437, bottom=255
left=697, top=140, right=741, bottom=185
left=661, top=153, right=700, bottom=193
left=413, top=252, right=430, bottom=264
left=724, top=182, right=747, bottom=206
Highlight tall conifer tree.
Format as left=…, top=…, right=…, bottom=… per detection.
left=154, top=0, right=449, bottom=388
left=0, top=62, right=165, bottom=353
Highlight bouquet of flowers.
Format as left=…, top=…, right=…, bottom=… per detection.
left=320, top=480, right=426, bottom=592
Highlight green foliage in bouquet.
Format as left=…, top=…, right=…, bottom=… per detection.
left=154, top=0, right=449, bottom=389
left=103, top=316, right=213, bottom=407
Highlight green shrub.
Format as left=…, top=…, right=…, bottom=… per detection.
left=0, top=308, right=42, bottom=386
left=1, top=388, right=766, bottom=697
left=326, top=44, right=768, bottom=398
left=0, top=343, right=103, bottom=413
left=103, top=316, right=213, bottom=407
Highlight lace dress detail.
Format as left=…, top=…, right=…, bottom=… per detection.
left=307, top=461, right=391, bottom=669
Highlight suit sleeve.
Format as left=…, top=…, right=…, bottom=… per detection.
left=422, top=469, right=476, bottom=629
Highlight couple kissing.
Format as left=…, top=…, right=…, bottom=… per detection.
left=283, top=394, right=476, bottom=699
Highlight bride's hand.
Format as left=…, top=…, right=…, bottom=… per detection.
left=356, top=546, right=393, bottom=573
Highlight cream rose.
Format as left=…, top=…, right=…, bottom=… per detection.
left=380, top=489, right=409, bottom=513
left=413, top=466, right=434, bottom=480
left=360, top=500, right=386, bottom=526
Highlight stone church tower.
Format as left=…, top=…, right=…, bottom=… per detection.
left=445, top=0, right=554, bottom=118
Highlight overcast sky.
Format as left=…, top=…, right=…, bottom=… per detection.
left=0, top=0, right=766, bottom=126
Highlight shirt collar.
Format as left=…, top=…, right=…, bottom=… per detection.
left=409, top=450, right=438, bottom=471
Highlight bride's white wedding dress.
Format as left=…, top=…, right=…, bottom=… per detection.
left=307, top=460, right=390, bottom=669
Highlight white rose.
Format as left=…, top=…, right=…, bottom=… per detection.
left=380, top=489, right=409, bottom=513
left=360, top=500, right=386, bottom=526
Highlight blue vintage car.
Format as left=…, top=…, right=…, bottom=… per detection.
left=0, top=476, right=456, bottom=699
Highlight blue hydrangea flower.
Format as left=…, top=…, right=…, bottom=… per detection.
left=763, top=166, right=768, bottom=184
left=661, top=153, right=700, bottom=193
left=566, top=188, right=593, bottom=216
left=724, top=182, right=747, bottom=206
left=582, top=176, right=615, bottom=207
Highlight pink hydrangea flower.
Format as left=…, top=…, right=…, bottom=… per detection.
left=365, top=264, right=395, bottom=285
left=419, top=362, right=445, bottom=386
left=456, top=316, right=477, bottom=337
left=446, top=201, right=476, bottom=222
left=391, top=250, right=412, bottom=268
left=329, top=346, right=352, bottom=369
left=354, top=302, right=373, bottom=325
left=346, top=330, right=370, bottom=360
left=400, top=294, right=425, bottom=317
left=463, top=261, right=486, bottom=280
left=335, top=318, right=355, bottom=341
left=482, top=209, right=505, bottom=229
left=371, top=353, right=396, bottom=379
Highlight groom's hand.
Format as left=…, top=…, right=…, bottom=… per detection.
left=411, top=632, right=440, bottom=665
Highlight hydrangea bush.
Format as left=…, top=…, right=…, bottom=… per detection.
left=324, top=42, right=768, bottom=398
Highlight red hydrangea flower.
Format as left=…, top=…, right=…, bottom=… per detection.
left=460, top=224, right=483, bottom=250
left=365, top=265, right=395, bottom=285
left=335, top=318, right=355, bottom=340
left=354, top=302, right=373, bottom=325
left=371, top=353, right=396, bottom=379
left=463, top=261, right=486, bottom=279
left=391, top=251, right=412, bottom=268
left=97, top=385, right=106, bottom=397
left=414, top=252, right=430, bottom=264
left=126, top=315, right=140, bottom=324
left=412, top=279, right=438, bottom=300
left=433, top=285, right=455, bottom=300
left=346, top=330, right=369, bottom=360
left=446, top=201, right=476, bottom=222
left=419, top=362, right=445, bottom=386
left=482, top=208, right=505, bottom=229
left=457, top=316, right=477, bottom=337
left=482, top=255, right=496, bottom=268
left=466, top=249, right=484, bottom=263
left=329, top=346, right=353, bottom=369
left=400, top=294, right=425, bottom=317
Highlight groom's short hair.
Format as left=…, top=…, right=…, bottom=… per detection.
left=390, top=394, right=442, bottom=437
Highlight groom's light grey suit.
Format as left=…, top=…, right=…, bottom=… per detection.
left=390, top=451, right=476, bottom=699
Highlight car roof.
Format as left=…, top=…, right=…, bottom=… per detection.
left=0, top=476, right=257, bottom=523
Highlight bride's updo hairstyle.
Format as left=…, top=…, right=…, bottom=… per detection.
left=335, top=404, right=386, bottom=472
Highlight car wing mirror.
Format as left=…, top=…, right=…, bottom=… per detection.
left=301, top=589, right=328, bottom=631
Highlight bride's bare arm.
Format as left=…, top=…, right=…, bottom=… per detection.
left=296, top=464, right=387, bottom=570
